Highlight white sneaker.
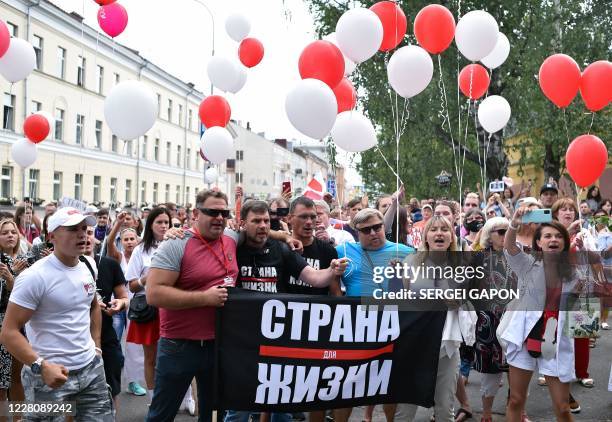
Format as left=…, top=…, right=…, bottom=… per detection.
left=185, top=397, right=196, bottom=416
left=602, top=322, right=610, bottom=330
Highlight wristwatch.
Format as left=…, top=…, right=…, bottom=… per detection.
left=30, top=357, right=44, bottom=375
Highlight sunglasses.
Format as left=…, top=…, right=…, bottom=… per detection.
left=199, top=208, right=230, bottom=218
left=357, top=223, right=384, bottom=235
left=270, top=208, right=289, bottom=217
left=173, top=223, right=182, bottom=228
left=493, top=229, right=507, bottom=236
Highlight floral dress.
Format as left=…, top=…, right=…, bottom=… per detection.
left=0, top=254, right=17, bottom=389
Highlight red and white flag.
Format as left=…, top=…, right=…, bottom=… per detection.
left=304, top=178, right=323, bottom=200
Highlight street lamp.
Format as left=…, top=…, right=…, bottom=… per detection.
left=191, top=0, right=215, bottom=96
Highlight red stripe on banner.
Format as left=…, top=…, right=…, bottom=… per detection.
left=259, top=344, right=394, bottom=360
left=241, top=277, right=277, bottom=283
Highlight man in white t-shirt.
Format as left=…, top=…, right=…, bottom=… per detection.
left=313, top=200, right=355, bottom=246
left=0, top=207, right=113, bottom=421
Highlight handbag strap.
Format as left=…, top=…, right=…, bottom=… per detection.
left=79, top=255, right=97, bottom=281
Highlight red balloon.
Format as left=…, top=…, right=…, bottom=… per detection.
left=23, top=114, right=50, bottom=143
left=459, top=64, right=490, bottom=99
left=97, top=3, right=128, bottom=38
left=199, top=96, right=231, bottom=129
left=332, top=78, right=357, bottom=113
left=538, top=54, right=581, bottom=108
left=414, top=5, right=455, bottom=54
left=298, top=41, right=344, bottom=89
left=565, top=134, right=608, bottom=188
left=369, top=1, right=408, bottom=52
left=579, top=61, right=612, bottom=112
left=239, top=38, right=264, bottom=68
left=94, top=0, right=117, bottom=5
left=0, top=20, right=9, bottom=58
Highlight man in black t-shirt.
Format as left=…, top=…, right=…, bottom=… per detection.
left=236, top=200, right=346, bottom=294
left=287, top=196, right=341, bottom=296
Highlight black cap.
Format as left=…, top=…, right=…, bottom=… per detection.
left=540, top=183, right=558, bottom=195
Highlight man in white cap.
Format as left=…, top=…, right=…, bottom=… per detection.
left=0, top=207, right=113, bottom=420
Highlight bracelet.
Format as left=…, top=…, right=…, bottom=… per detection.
left=137, top=278, right=144, bottom=288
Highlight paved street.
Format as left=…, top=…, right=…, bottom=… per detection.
left=118, top=328, right=611, bottom=422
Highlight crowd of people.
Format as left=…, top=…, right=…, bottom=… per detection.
left=0, top=178, right=609, bottom=422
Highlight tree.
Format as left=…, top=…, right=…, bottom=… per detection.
left=304, top=0, right=611, bottom=199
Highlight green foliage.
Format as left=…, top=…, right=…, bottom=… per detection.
left=304, top=0, right=612, bottom=199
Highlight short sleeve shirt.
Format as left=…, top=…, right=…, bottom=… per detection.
left=236, top=239, right=308, bottom=293
left=150, top=229, right=238, bottom=340
left=287, top=238, right=338, bottom=295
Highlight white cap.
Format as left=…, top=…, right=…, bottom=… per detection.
left=84, top=205, right=99, bottom=215
left=48, top=207, right=97, bottom=233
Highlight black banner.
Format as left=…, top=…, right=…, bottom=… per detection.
left=215, top=289, right=446, bottom=412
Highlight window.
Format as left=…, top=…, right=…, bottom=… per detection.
left=95, top=120, right=102, bottom=149
left=93, top=176, right=101, bottom=202
left=75, top=114, right=85, bottom=145
left=53, top=171, right=62, bottom=200
left=176, top=145, right=181, bottom=167
left=154, top=138, right=160, bottom=161
left=125, top=179, right=132, bottom=202
left=176, top=185, right=180, bottom=203
left=166, top=142, right=171, bottom=164
left=96, top=65, right=104, bottom=94
left=74, top=173, right=83, bottom=200
left=187, top=148, right=191, bottom=170
left=196, top=156, right=200, bottom=171
left=113, top=72, right=120, bottom=86
left=1, top=167, right=12, bottom=199
left=153, top=182, right=158, bottom=204
left=157, top=94, right=161, bottom=117
left=33, top=35, right=43, bottom=70
left=178, top=104, right=183, bottom=126
left=3, top=93, right=15, bottom=131
left=110, top=177, right=117, bottom=202
left=54, top=108, right=64, bottom=140
left=235, top=173, right=243, bottom=184
left=6, top=22, right=17, bottom=37
left=185, top=187, right=190, bottom=204
left=141, top=136, right=147, bottom=159
left=77, top=56, right=86, bottom=87
left=236, top=150, right=244, bottom=161
left=165, top=184, right=170, bottom=202
left=188, top=109, right=193, bottom=130
left=30, top=101, right=42, bottom=114
left=140, top=181, right=146, bottom=204
left=111, top=135, right=118, bottom=153
left=57, top=47, right=66, bottom=79
left=167, top=99, right=173, bottom=122
left=28, top=169, right=39, bottom=198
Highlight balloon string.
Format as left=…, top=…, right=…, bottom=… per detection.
left=437, top=55, right=461, bottom=194
left=376, top=146, right=404, bottom=186
left=587, top=112, right=594, bottom=135
left=562, top=108, right=571, bottom=147
left=474, top=106, right=486, bottom=192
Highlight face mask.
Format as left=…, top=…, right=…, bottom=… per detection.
left=466, top=220, right=484, bottom=233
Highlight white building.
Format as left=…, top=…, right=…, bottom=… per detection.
left=0, top=0, right=330, bottom=209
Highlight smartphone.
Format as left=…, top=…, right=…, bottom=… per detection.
left=489, top=181, right=505, bottom=193
left=282, top=181, right=292, bottom=196
left=522, top=209, right=552, bottom=224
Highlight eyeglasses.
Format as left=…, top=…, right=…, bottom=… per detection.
left=270, top=208, right=289, bottom=217
left=493, top=229, right=507, bottom=236
left=357, top=223, right=384, bottom=235
left=198, top=208, right=230, bottom=218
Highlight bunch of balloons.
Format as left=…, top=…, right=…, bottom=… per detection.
left=0, top=19, right=36, bottom=83
left=96, top=1, right=128, bottom=38
left=10, top=112, right=55, bottom=168
left=199, top=96, right=233, bottom=165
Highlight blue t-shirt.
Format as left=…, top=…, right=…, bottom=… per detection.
left=336, top=240, right=415, bottom=297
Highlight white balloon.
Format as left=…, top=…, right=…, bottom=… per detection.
left=455, top=11, right=499, bottom=61
left=201, top=127, right=234, bottom=165
left=481, top=33, right=510, bottom=69
left=331, top=111, right=377, bottom=153
left=285, top=79, right=337, bottom=140
left=336, top=8, right=383, bottom=63
left=36, top=111, right=55, bottom=139
left=207, top=56, right=239, bottom=92
left=225, top=13, right=251, bottom=42
left=323, top=32, right=356, bottom=76
left=204, top=167, right=218, bottom=184
left=104, top=80, right=157, bottom=140
left=228, top=62, right=247, bottom=94
left=387, top=45, right=434, bottom=98
left=0, top=38, right=36, bottom=83
left=478, top=95, right=511, bottom=133
left=11, top=139, right=37, bottom=167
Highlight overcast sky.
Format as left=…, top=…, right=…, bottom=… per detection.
left=50, top=0, right=362, bottom=186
